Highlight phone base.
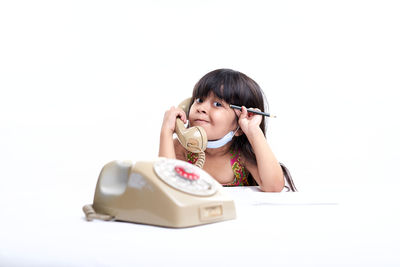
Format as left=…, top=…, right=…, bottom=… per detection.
left=88, top=159, right=236, bottom=228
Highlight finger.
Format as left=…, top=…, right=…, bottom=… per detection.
left=180, top=110, right=187, bottom=123
left=248, top=107, right=262, bottom=118
left=240, top=106, right=248, bottom=119
left=177, top=109, right=187, bottom=123
left=179, top=107, right=188, bottom=123
left=234, top=108, right=241, bottom=118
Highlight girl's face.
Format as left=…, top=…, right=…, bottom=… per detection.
left=188, top=92, right=238, bottom=141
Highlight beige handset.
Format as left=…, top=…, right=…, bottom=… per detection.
left=175, top=98, right=207, bottom=168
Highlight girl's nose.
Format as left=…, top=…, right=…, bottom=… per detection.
left=197, top=101, right=208, bottom=114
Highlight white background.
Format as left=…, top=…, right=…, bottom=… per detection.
left=0, top=0, right=399, bottom=265
left=1, top=0, right=399, bottom=192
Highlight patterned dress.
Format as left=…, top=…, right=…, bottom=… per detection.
left=186, top=148, right=250, bottom=186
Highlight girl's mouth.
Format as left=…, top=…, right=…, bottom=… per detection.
left=194, top=119, right=209, bottom=125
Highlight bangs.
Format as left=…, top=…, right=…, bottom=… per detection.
left=192, top=70, right=244, bottom=106
left=192, top=82, right=237, bottom=104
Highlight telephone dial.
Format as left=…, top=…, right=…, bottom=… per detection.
left=83, top=98, right=236, bottom=228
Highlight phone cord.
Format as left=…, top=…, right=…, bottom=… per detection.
left=82, top=204, right=114, bottom=221
left=195, top=151, right=205, bottom=169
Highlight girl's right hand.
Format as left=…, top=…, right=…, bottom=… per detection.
left=161, top=106, right=187, bottom=135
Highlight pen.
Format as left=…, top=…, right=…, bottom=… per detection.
left=229, top=104, right=276, bottom=118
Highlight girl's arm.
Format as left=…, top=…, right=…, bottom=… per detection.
left=237, top=107, right=284, bottom=192
left=158, top=107, right=186, bottom=159
left=158, top=106, right=187, bottom=159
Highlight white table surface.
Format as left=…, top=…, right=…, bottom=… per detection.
left=1, top=184, right=399, bottom=267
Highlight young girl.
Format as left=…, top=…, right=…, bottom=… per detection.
left=159, top=68, right=296, bottom=192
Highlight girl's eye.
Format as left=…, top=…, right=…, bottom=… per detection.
left=213, top=101, right=222, bottom=107
left=195, top=98, right=203, bottom=103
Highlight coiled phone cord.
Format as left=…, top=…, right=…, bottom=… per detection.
left=195, top=151, right=205, bottom=168
left=187, top=142, right=205, bottom=169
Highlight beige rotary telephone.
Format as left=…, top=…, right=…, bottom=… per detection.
left=82, top=98, right=236, bottom=228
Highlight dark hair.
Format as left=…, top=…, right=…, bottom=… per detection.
left=189, top=69, right=265, bottom=185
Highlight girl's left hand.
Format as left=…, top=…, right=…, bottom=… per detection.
left=234, top=106, right=262, bottom=136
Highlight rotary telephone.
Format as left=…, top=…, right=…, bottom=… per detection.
left=82, top=98, right=236, bottom=228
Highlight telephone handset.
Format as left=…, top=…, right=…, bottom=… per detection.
left=175, top=98, right=207, bottom=168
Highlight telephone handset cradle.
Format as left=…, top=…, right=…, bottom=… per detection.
left=83, top=158, right=236, bottom=228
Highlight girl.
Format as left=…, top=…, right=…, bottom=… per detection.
left=159, top=69, right=296, bottom=192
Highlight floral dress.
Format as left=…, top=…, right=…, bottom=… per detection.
left=186, top=148, right=250, bottom=186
